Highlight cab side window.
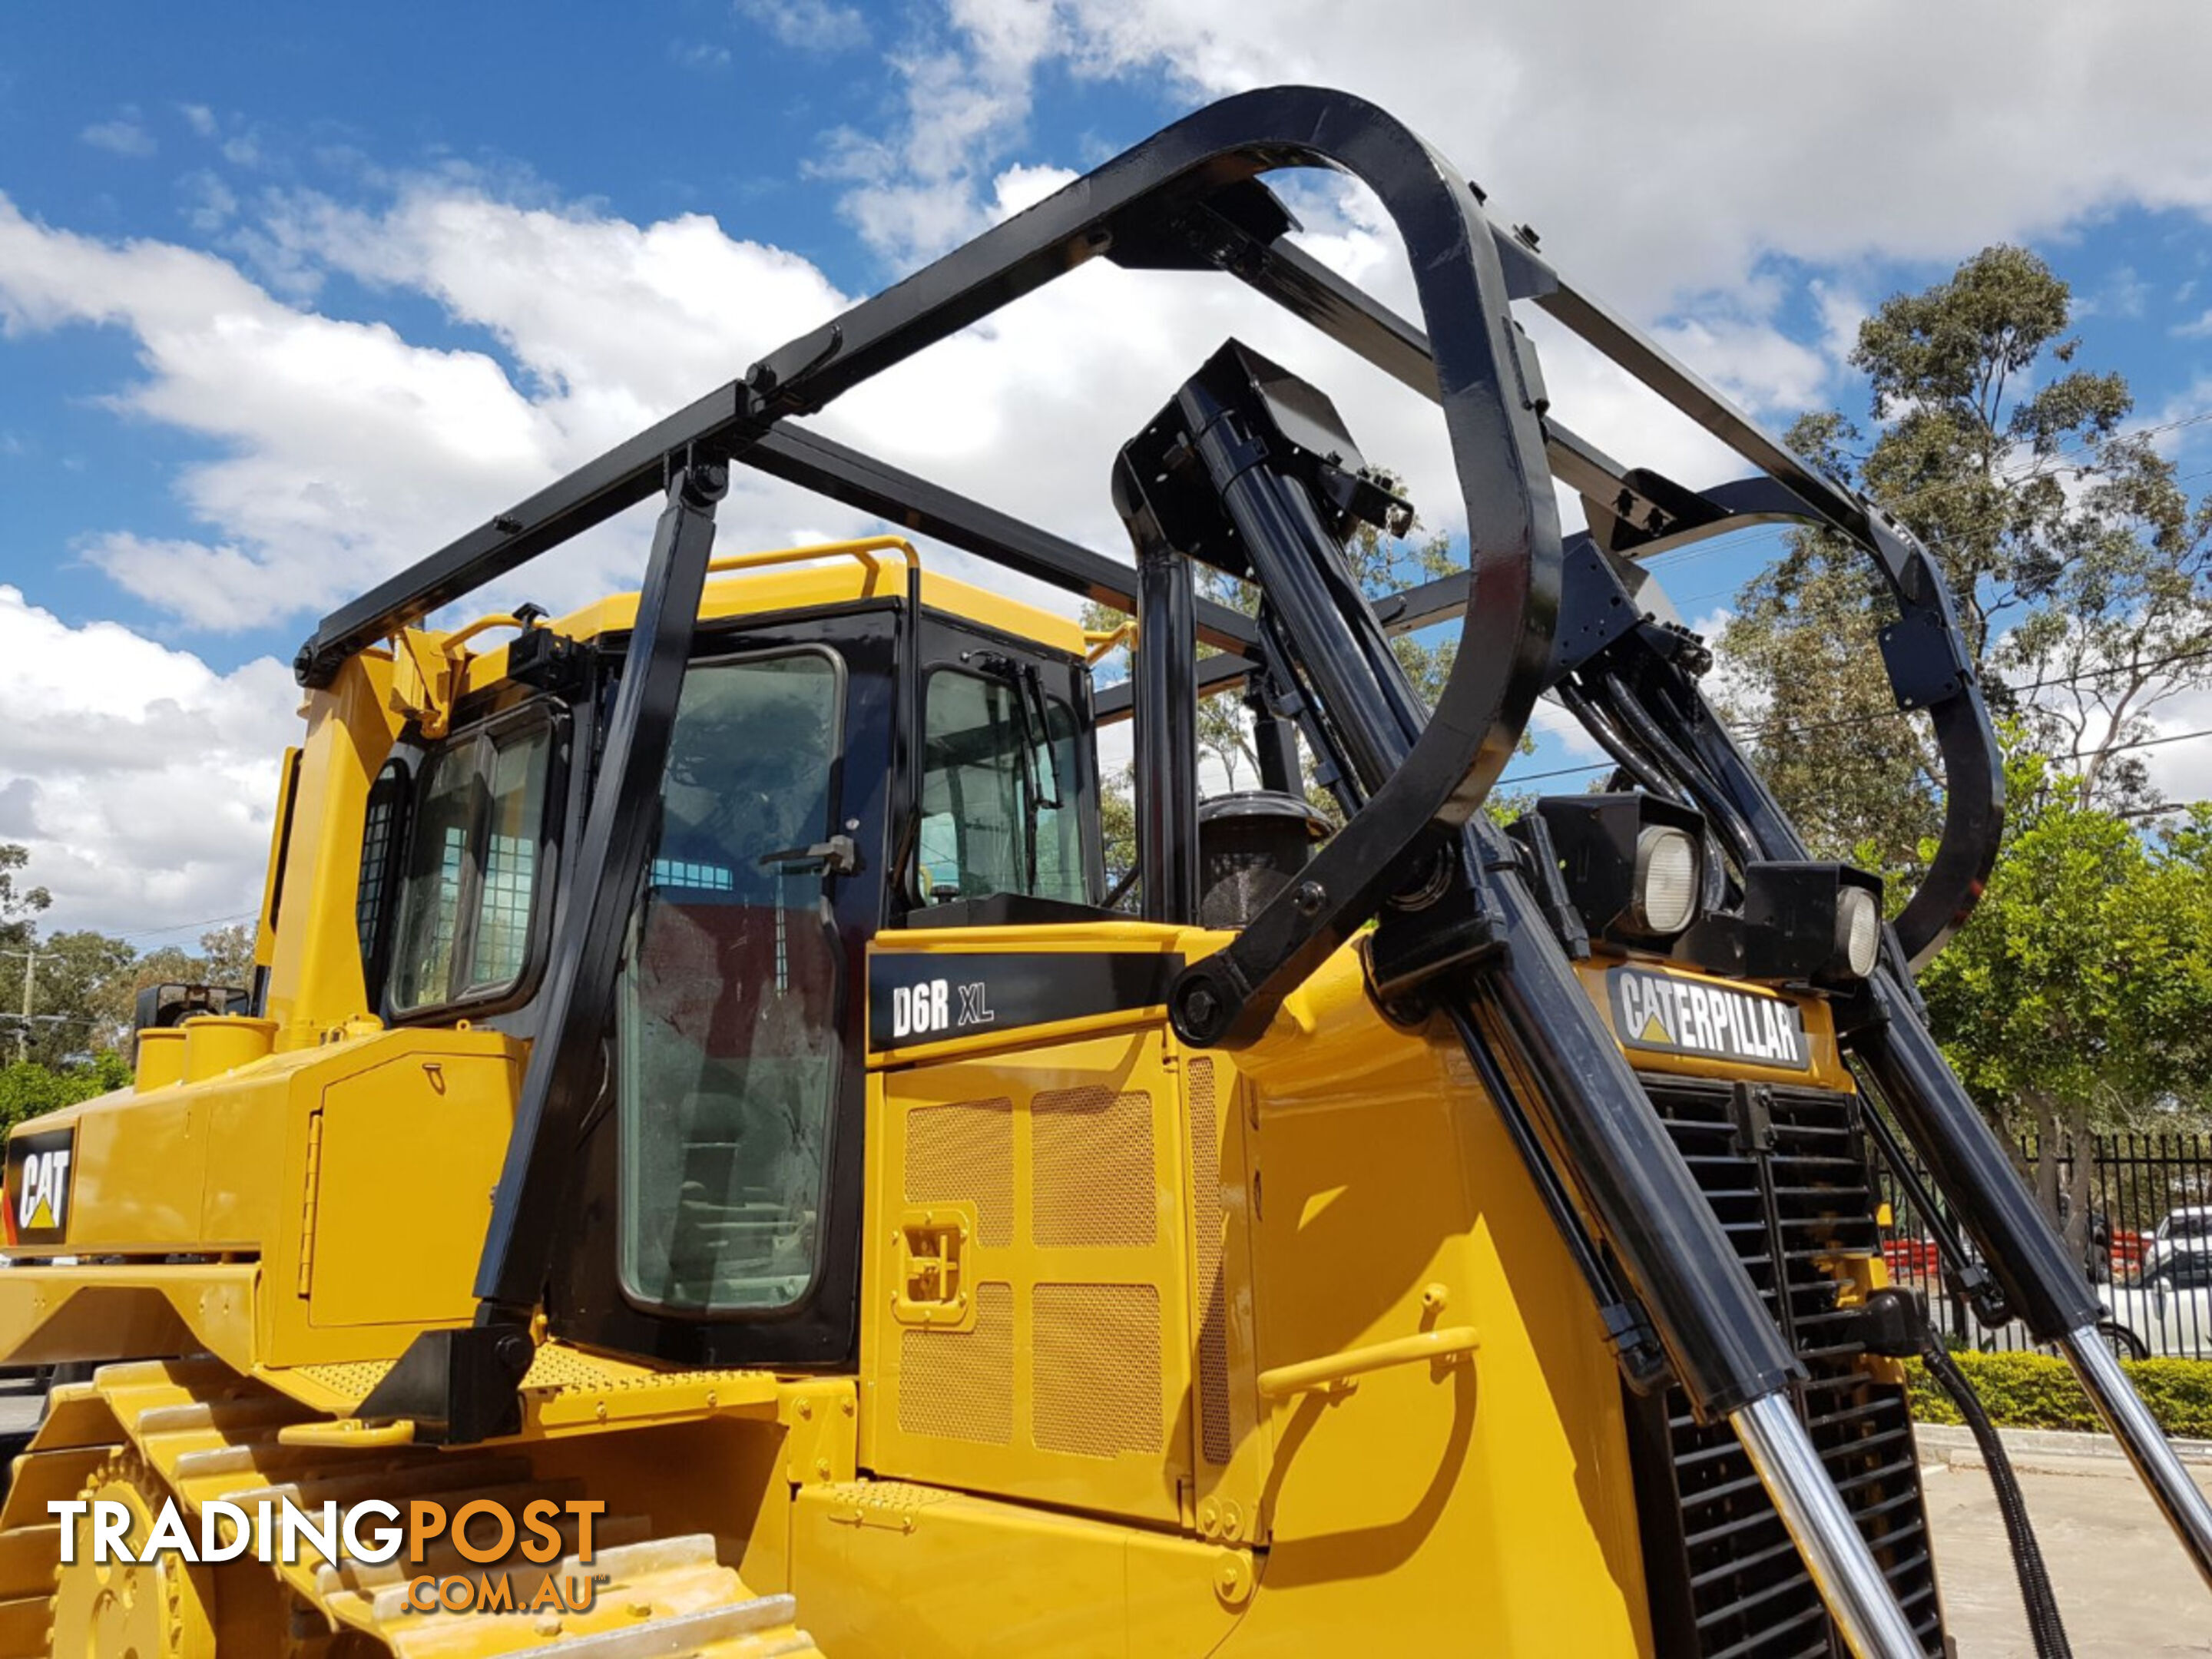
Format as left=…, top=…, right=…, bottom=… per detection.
left=916, top=667, right=1090, bottom=907
left=388, top=711, right=557, bottom=1013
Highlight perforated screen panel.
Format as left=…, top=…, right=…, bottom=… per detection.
left=899, top=1281, right=1014, bottom=1444
left=906, top=1097, right=1014, bottom=1247
left=1032, top=1283, right=1162, bottom=1458
left=1032, top=1086, right=1154, bottom=1248
left=1187, top=1058, right=1234, bottom=1465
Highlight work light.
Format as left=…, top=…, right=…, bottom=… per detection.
left=1742, top=862, right=1886, bottom=985
left=1836, top=882, right=1881, bottom=979
left=1631, top=826, right=1700, bottom=935
left=1535, top=793, right=1708, bottom=946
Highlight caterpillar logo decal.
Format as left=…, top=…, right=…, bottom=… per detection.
left=1610, top=966, right=1808, bottom=1070
left=7, top=1125, right=75, bottom=1245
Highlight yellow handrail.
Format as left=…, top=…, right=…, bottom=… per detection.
left=1083, top=620, right=1136, bottom=664
left=439, top=612, right=528, bottom=651
left=1257, top=1325, right=1480, bottom=1400
left=705, top=535, right=920, bottom=589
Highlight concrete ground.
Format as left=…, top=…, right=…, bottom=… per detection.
left=1924, top=1435, right=2212, bottom=1657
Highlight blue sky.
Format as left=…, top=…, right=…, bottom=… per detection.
left=5, top=1, right=2212, bottom=939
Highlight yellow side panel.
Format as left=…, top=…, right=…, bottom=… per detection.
left=62, top=1090, right=205, bottom=1250
left=1216, top=954, right=1653, bottom=1656
left=791, top=1480, right=1247, bottom=1658
left=306, top=1048, right=517, bottom=1328
left=864, top=1027, right=1194, bottom=1528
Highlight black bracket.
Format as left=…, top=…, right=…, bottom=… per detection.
left=1878, top=608, right=1977, bottom=712
left=356, top=1322, right=535, bottom=1444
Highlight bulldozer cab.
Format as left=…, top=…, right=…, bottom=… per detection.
left=353, top=555, right=1112, bottom=1373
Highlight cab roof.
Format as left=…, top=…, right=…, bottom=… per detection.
left=460, top=546, right=1084, bottom=696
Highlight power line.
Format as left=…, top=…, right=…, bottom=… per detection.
left=0, top=948, right=49, bottom=1066
left=1641, top=433, right=2212, bottom=592
left=1500, top=720, right=2212, bottom=794
left=58, top=909, right=257, bottom=944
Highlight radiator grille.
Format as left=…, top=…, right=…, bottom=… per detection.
left=906, top=1098, right=1014, bottom=1247
left=1032, top=1087, right=1155, bottom=1248
left=1187, top=1058, right=1234, bottom=1465
left=1632, top=1077, right=1944, bottom=1658
left=899, top=1281, right=1014, bottom=1443
left=1032, top=1283, right=1162, bottom=1458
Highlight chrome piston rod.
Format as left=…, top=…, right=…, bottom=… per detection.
left=2061, top=1327, right=2212, bottom=1593
left=1731, top=1393, right=1926, bottom=1659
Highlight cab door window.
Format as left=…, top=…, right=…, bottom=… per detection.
left=916, top=667, right=1091, bottom=906
left=618, top=647, right=846, bottom=1315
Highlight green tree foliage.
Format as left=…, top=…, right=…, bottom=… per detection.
left=1719, top=247, right=2212, bottom=874
left=1917, top=746, right=2212, bottom=1250
left=0, top=843, right=50, bottom=955
left=0, top=847, right=256, bottom=1068
left=0, top=1053, right=131, bottom=1131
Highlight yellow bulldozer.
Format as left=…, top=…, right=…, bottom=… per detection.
left=0, top=84, right=2207, bottom=1659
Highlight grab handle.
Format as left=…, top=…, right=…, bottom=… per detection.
left=1257, top=1326, right=1479, bottom=1400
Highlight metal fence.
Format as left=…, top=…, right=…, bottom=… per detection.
left=1869, top=1124, right=2212, bottom=1362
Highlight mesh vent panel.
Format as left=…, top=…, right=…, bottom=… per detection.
left=1032, top=1283, right=1162, bottom=1458
left=1187, top=1058, right=1233, bottom=1465
left=899, top=1281, right=1014, bottom=1443
left=1032, top=1087, right=1154, bottom=1247
left=906, top=1097, right=1014, bottom=1247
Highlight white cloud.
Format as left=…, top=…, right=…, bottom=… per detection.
left=14, top=1, right=2212, bottom=934
left=0, top=587, right=296, bottom=937
left=737, top=0, right=869, bottom=53
left=812, top=1, right=2212, bottom=316
left=81, top=113, right=156, bottom=159
left=2143, top=693, right=2212, bottom=804
left=177, top=171, right=239, bottom=235
left=670, top=40, right=732, bottom=71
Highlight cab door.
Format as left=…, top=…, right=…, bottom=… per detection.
left=545, top=610, right=899, bottom=1369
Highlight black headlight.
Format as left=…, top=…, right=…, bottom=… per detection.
left=1742, top=862, right=1886, bottom=984
left=1535, top=793, right=1708, bottom=946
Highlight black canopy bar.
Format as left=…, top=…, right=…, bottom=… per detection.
left=294, top=93, right=1992, bottom=967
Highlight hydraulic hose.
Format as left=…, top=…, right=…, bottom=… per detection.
left=1920, top=1341, right=2071, bottom=1659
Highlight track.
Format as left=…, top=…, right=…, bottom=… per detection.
left=0, top=1359, right=821, bottom=1657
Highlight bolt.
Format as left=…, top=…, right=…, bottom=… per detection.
left=797, top=1399, right=813, bottom=1420
left=1181, top=984, right=1220, bottom=1030
left=1293, top=879, right=1325, bottom=916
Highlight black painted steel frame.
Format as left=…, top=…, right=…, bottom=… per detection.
left=292, top=76, right=1969, bottom=1394
left=296, top=81, right=2212, bottom=1608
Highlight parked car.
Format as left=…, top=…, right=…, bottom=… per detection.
left=2143, top=1207, right=2212, bottom=1279
left=2098, top=1250, right=2212, bottom=1360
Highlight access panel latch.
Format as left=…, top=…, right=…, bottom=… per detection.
left=892, top=1204, right=977, bottom=1330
